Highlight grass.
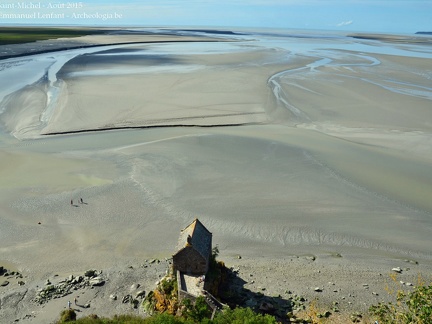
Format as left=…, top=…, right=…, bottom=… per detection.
left=56, top=308, right=279, bottom=323
left=0, top=27, right=106, bottom=45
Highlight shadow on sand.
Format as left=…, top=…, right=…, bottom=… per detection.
left=215, top=267, right=300, bottom=323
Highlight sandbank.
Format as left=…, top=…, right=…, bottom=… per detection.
left=0, top=29, right=431, bottom=323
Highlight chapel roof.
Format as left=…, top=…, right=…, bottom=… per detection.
left=175, top=218, right=212, bottom=260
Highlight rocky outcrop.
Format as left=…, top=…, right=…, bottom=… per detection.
left=1, top=267, right=25, bottom=289
left=34, top=270, right=105, bottom=304
left=89, top=277, right=105, bottom=287
left=142, top=274, right=179, bottom=315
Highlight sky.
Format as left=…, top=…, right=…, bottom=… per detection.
left=0, top=0, right=431, bottom=34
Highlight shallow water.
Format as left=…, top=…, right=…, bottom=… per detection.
left=1, top=29, right=431, bottom=123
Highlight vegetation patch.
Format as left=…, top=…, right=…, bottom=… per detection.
left=0, top=27, right=106, bottom=45
left=369, top=283, right=432, bottom=323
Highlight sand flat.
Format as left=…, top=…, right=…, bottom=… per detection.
left=0, top=29, right=431, bottom=323
left=0, top=30, right=431, bottom=263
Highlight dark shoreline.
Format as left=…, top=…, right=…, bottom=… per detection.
left=348, top=33, right=432, bottom=44
left=0, top=39, right=227, bottom=61
left=0, top=26, right=244, bottom=60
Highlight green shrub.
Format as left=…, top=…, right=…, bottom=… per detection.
left=58, top=309, right=77, bottom=323
left=145, top=313, right=190, bottom=324
left=160, top=277, right=177, bottom=296
left=369, top=284, right=432, bottom=323
left=73, top=314, right=149, bottom=323
left=181, top=296, right=212, bottom=322
left=213, top=307, right=277, bottom=324
left=57, top=306, right=278, bottom=323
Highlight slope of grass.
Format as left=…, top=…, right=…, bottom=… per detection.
left=0, top=27, right=105, bottom=45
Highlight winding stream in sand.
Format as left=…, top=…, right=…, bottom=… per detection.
left=2, top=29, right=431, bottom=138
left=0, top=29, right=431, bottom=264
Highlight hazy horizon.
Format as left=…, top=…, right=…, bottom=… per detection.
left=0, top=0, right=430, bottom=34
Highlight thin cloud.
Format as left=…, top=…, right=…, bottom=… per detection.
left=337, top=20, right=354, bottom=27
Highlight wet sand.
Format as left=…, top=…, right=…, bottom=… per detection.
left=0, top=29, right=431, bottom=322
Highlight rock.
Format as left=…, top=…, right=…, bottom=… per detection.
left=1, top=280, right=9, bottom=287
left=89, top=277, right=105, bottom=287
left=237, top=255, right=242, bottom=259
left=110, top=294, right=117, bottom=301
left=317, top=311, right=331, bottom=318
left=45, top=279, right=51, bottom=285
left=135, top=290, right=146, bottom=299
left=392, top=267, right=402, bottom=273
left=72, top=276, right=83, bottom=284
left=259, top=301, right=275, bottom=312
left=18, top=281, right=25, bottom=286
left=406, top=282, right=413, bottom=286
left=67, top=275, right=74, bottom=282
left=130, top=283, right=140, bottom=290
left=84, top=270, right=97, bottom=277
left=149, top=259, right=156, bottom=264
left=84, top=303, right=90, bottom=308
left=314, top=287, right=322, bottom=292
left=245, top=299, right=258, bottom=308
left=350, top=312, right=362, bottom=323
left=122, top=294, right=132, bottom=304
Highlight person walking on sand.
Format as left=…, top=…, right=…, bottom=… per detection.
left=71, top=199, right=73, bottom=206
left=74, top=297, right=77, bottom=305
left=68, top=300, right=71, bottom=309
left=80, top=198, right=83, bottom=204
